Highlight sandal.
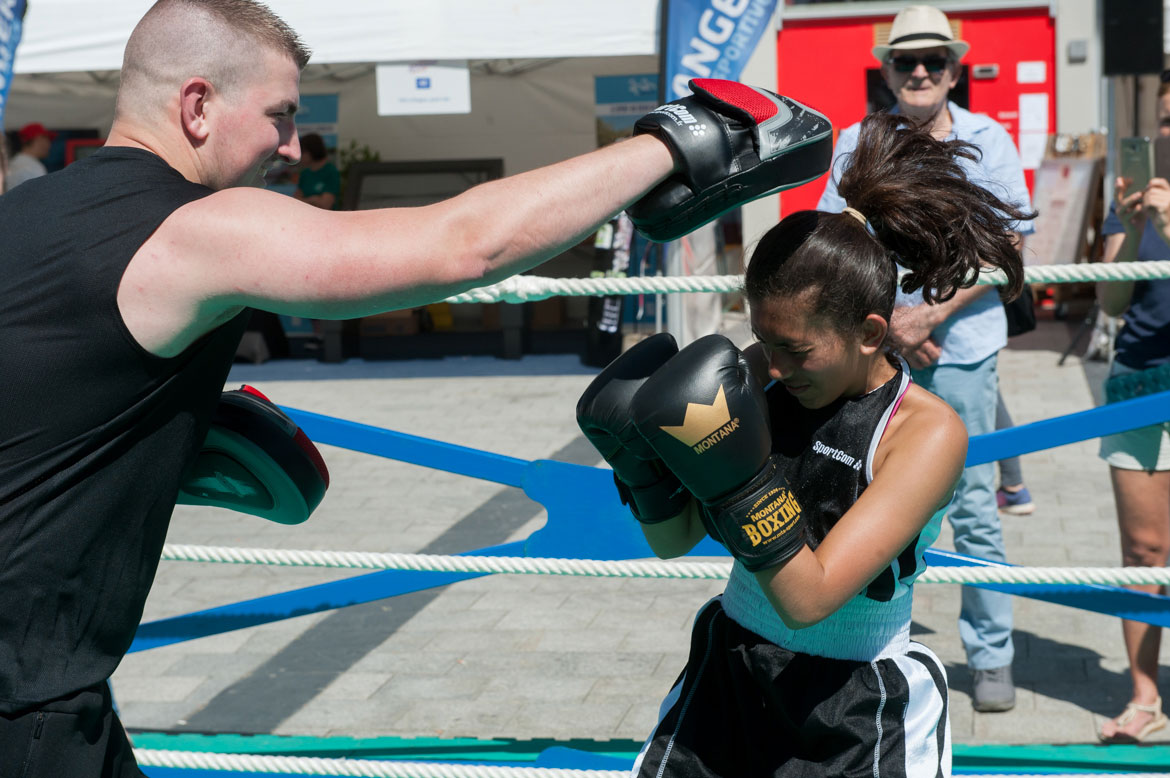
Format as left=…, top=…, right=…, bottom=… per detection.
left=1098, top=696, right=1169, bottom=744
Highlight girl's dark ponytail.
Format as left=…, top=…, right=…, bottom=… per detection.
left=836, top=112, right=1032, bottom=303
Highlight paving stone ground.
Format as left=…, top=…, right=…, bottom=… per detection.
left=111, top=317, right=1170, bottom=747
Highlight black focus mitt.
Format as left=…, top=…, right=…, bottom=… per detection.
left=627, top=78, right=833, bottom=243
left=177, top=385, right=330, bottom=525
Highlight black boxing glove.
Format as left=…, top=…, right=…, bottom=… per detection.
left=627, top=78, right=833, bottom=243
left=630, top=334, right=805, bottom=570
left=576, top=333, right=691, bottom=523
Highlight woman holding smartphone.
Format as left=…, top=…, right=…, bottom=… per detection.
left=1095, top=77, right=1170, bottom=743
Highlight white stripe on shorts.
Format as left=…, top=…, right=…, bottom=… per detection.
left=630, top=674, right=685, bottom=777
left=890, top=642, right=951, bottom=778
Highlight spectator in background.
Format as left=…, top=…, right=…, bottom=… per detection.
left=294, top=132, right=340, bottom=209
left=6, top=122, right=56, bottom=191
left=1094, top=76, right=1170, bottom=744
left=996, top=391, right=1035, bottom=515
left=817, top=4, right=1034, bottom=713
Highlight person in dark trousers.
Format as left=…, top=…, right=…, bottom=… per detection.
left=995, top=391, right=1035, bottom=515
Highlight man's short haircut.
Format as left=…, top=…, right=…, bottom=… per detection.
left=116, top=0, right=311, bottom=120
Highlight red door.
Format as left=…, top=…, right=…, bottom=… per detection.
left=776, top=7, right=1055, bottom=216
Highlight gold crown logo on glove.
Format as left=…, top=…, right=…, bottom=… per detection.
left=660, top=386, right=738, bottom=452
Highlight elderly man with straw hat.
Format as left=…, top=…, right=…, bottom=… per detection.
left=818, top=4, right=1035, bottom=714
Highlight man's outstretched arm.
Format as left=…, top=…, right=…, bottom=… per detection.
left=120, top=135, right=675, bottom=356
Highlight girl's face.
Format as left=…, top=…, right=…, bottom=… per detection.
left=750, top=292, right=874, bottom=409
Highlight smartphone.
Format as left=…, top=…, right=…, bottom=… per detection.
left=1119, top=136, right=1154, bottom=194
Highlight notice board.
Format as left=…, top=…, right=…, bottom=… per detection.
left=1020, top=156, right=1103, bottom=266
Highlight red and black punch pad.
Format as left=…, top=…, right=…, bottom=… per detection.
left=177, top=385, right=330, bottom=524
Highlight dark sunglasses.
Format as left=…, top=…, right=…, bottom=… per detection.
left=889, top=54, right=951, bottom=74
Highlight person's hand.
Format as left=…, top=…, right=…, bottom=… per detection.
left=901, top=339, right=941, bottom=369
left=1143, top=178, right=1170, bottom=232
left=889, top=304, right=939, bottom=348
left=1115, top=175, right=1148, bottom=234
left=888, top=305, right=943, bottom=368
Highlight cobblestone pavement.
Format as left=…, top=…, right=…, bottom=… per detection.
left=111, top=318, right=1170, bottom=746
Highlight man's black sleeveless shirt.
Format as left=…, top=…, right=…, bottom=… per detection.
left=0, top=147, right=248, bottom=711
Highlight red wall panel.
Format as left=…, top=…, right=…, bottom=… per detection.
left=775, top=8, right=1055, bottom=218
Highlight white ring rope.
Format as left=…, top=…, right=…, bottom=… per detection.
left=444, top=274, right=744, bottom=303
left=443, top=262, right=1170, bottom=304
left=133, top=749, right=620, bottom=777
left=160, top=544, right=1170, bottom=587
left=130, top=749, right=1170, bottom=778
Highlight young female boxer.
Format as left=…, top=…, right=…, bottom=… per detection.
left=578, top=111, right=1031, bottom=777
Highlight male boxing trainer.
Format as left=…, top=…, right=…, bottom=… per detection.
left=0, top=0, right=832, bottom=774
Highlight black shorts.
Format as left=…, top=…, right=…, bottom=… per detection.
left=634, top=597, right=951, bottom=778
left=0, top=683, right=143, bottom=778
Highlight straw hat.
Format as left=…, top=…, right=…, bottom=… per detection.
left=872, top=5, right=969, bottom=63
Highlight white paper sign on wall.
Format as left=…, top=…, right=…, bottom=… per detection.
left=1016, top=60, right=1047, bottom=85
left=376, top=61, right=471, bottom=116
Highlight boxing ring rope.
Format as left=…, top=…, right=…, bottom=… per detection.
left=132, top=264, right=1170, bottom=775
left=136, top=750, right=623, bottom=777
left=130, top=746, right=1170, bottom=778
left=441, top=260, right=1170, bottom=304
left=158, top=544, right=1170, bottom=587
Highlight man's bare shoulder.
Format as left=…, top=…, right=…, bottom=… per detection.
left=156, top=186, right=327, bottom=240
left=121, top=188, right=348, bottom=356
left=142, top=185, right=368, bottom=283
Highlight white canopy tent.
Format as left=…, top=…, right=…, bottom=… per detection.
left=6, top=0, right=665, bottom=167
left=14, top=0, right=659, bottom=74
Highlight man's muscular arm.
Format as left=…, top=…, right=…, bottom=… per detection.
left=119, top=135, right=675, bottom=357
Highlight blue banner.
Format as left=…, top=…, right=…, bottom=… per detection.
left=0, top=0, right=25, bottom=129
left=662, top=0, right=778, bottom=100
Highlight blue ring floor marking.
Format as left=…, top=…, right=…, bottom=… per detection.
left=135, top=393, right=1170, bottom=651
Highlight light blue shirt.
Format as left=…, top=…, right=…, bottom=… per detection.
left=817, top=102, right=1034, bottom=366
